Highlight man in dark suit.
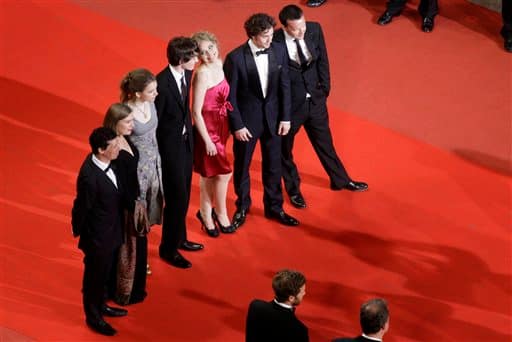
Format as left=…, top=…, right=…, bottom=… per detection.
left=224, top=13, right=299, bottom=229
left=502, top=0, right=512, bottom=52
left=274, top=5, right=367, bottom=209
left=246, top=269, right=309, bottom=342
left=377, top=0, right=438, bottom=32
left=332, top=298, right=390, bottom=342
left=72, top=127, right=128, bottom=336
left=155, top=37, right=203, bottom=269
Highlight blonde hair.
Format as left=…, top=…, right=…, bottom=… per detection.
left=192, top=31, right=218, bottom=45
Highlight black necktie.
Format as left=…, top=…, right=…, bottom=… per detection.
left=294, top=39, right=307, bottom=67
left=180, top=75, right=187, bottom=103
left=255, top=49, right=269, bottom=56
left=104, top=164, right=111, bottom=173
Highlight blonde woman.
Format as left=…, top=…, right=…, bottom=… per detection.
left=191, top=32, right=235, bottom=236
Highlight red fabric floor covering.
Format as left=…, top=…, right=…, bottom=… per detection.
left=0, top=1, right=510, bottom=341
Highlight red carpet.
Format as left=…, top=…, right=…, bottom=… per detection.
left=0, top=1, right=510, bottom=341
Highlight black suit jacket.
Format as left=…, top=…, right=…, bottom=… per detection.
left=224, top=42, right=291, bottom=135
left=246, top=299, right=309, bottom=342
left=332, top=335, right=377, bottom=342
left=273, top=22, right=330, bottom=114
left=155, top=66, right=194, bottom=157
left=71, top=154, right=123, bottom=253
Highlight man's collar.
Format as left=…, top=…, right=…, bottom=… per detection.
left=273, top=299, right=294, bottom=310
left=248, top=39, right=268, bottom=56
left=361, top=333, right=382, bottom=341
left=169, top=64, right=184, bottom=80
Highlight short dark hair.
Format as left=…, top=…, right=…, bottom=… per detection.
left=360, top=298, right=389, bottom=335
left=272, top=269, right=306, bottom=302
left=89, top=127, right=117, bottom=155
left=279, top=4, right=304, bottom=26
left=244, top=13, right=276, bottom=38
left=167, top=36, right=198, bottom=66
left=120, top=68, right=156, bottom=102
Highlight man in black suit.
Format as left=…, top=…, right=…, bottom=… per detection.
left=377, top=0, right=438, bottom=32
left=224, top=13, right=299, bottom=229
left=246, top=269, right=309, bottom=342
left=502, top=0, right=512, bottom=53
left=72, top=127, right=128, bottom=336
left=156, top=37, right=203, bottom=269
left=274, top=5, right=367, bottom=209
left=332, top=298, right=390, bottom=342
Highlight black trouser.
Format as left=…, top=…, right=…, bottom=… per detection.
left=386, top=0, right=438, bottom=18
left=82, top=248, right=116, bottom=323
left=281, top=98, right=350, bottom=196
left=233, top=123, right=284, bottom=214
left=160, top=133, right=193, bottom=255
left=502, top=0, right=512, bottom=40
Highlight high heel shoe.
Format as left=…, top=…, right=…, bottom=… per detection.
left=212, top=208, right=236, bottom=234
left=196, top=210, right=219, bottom=238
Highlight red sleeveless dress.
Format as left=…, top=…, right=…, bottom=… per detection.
left=193, top=78, right=232, bottom=177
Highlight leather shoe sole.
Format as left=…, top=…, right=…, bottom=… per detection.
left=160, top=251, right=192, bottom=269
left=264, top=211, right=300, bottom=226
left=86, top=319, right=117, bottom=336
left=179, top=241, right=204, bottom=251
left=102, top=305, right=127, bottom=317
left=232, top=209, right=248, bottom=229
left=307, top=0, right=327, bottom=7
left=289, top=194, right=306, bottom=209
left=422, top=17, right=434, bottom=32
left=378, top=11, right=399, bottom=25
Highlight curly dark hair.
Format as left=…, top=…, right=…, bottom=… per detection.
left=244, top=13, right=276, bottom=38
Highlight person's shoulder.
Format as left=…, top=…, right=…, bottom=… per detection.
left=274, top=28, right=285, bottom=41
left=226, top=44, right=246, bottom=58
left=77, top=155, right=98, bottom=182
left=332, top=336, right=362, bottom=342
left=156, top=67, right=170, bottom=81
left=307, top=21, right=322, bottom=30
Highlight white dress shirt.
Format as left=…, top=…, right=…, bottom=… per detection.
left=362, top=333, right=382, bottom=341
left=169, top=64, right=187, bottom=135
left=248, top=39, right=269, bottom=98
left=283, top=30, right=312, bottom=66
left=92, top=154, right=117, bottom=188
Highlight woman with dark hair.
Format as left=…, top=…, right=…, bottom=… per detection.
left=103, top=103, right=147, bottom=305
left=191, top=31, right=235, bottom=237
left=120, top=68, right=164, bottom=275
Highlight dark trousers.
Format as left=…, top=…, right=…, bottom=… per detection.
left=233, top=124, right=284, bottom=214
left=160, top=134, right=192, bottom=255
left=282, top=98, right=350, bottom=195
left=386, top=0, right=438, bottom=17
left=502, top=0, right=512, bottom=40
left=82, top=248, right=116, bottom=322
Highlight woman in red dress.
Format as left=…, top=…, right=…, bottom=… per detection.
left=191, top=31, right=235, bottom=237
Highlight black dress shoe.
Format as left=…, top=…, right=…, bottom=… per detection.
left=160, top=251, right=192, bottom=268
left=180, top=240, right=204, bottom=251
left=212, top=208, right=236, bottom=234
left=265, top=210, right=300, bottom=226
left=232, top=209, right=248, bottom=229
left=102, top=305, right=127, bottom=317
left=422, top=16, right=434, bottom=32
left=504, top=39, right=512, bottom=53
left=289, top=193, right=306, bottom=209
left=196, top=210, right=219, bottom=238
left=307, top=0, right=327, bottom=7
left=86, top=319, right=117, bottom=336
left=344, top=181, right=368, bottom=192
left=378, top=11, right=399, bottom=25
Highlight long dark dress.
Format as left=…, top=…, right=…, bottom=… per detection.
left=193, top=78, right=232, bottom=177
left=113, top=137, right=147, bottom=305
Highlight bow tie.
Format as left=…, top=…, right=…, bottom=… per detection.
left=104, top=163, right=114, bottom=173
left=255, top=49, right=269, bottom=56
